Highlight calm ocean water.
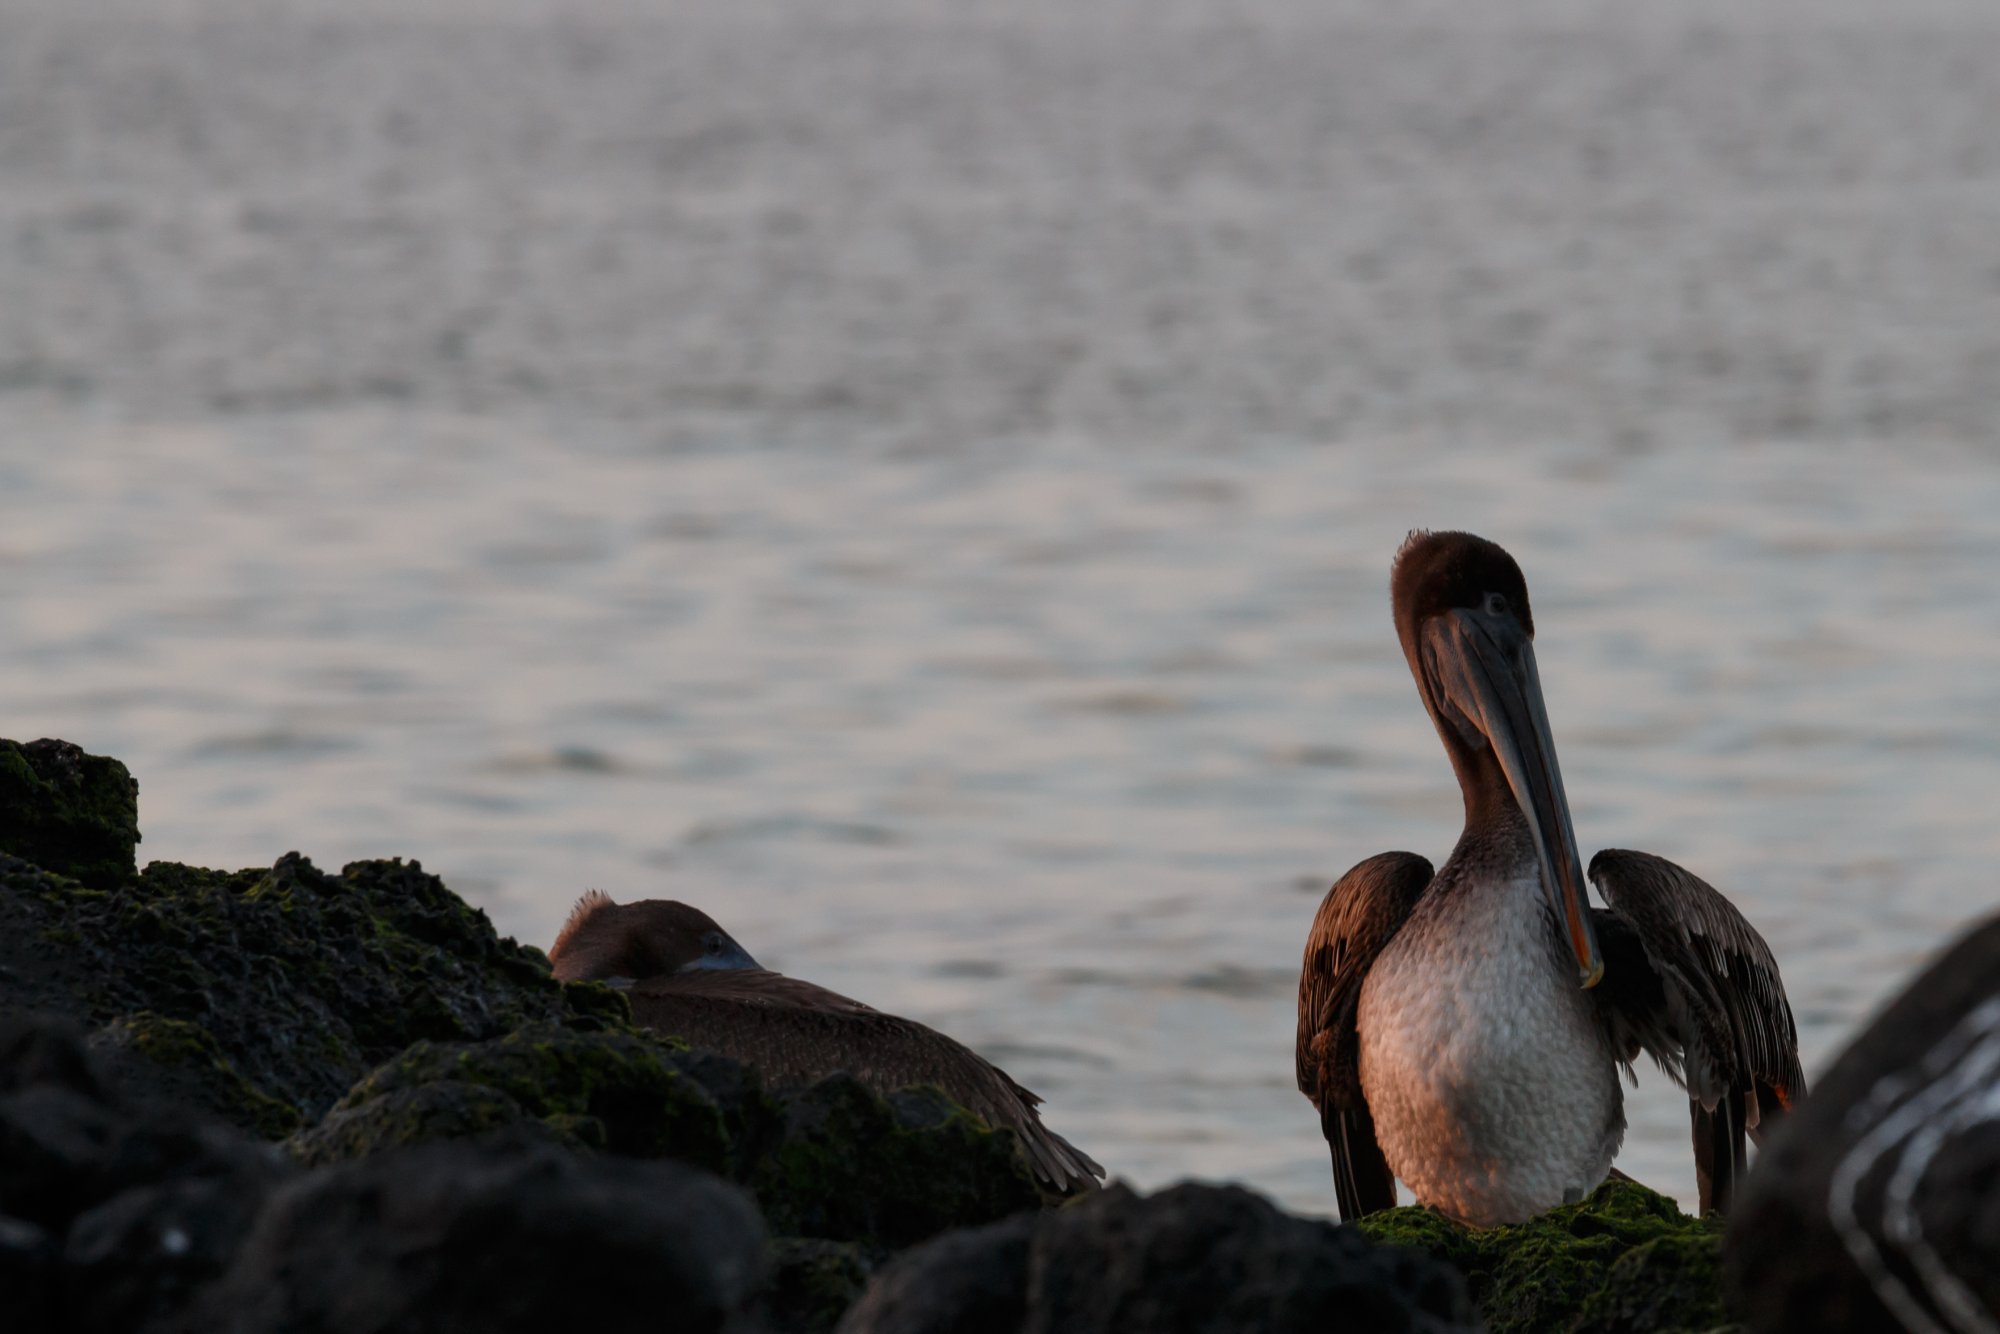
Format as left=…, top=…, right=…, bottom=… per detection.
left=5, top=0, right=2000, bottom=1213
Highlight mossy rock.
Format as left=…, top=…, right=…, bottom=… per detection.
left=0, top=845, right=622, bottom=1135
left=753, top=1075, right=1045, bottom=1255
left=1573, top=1232, right=1733, bottom=1334
left=767, top=1237, right=872, bottom=1333
left=93, top=1012, right=302, bottom=1139
left=0, top=739, right=140, bottom=889
left=1357, top=1180, right=1731, bottom=1334
left=288, top=1079, right=557, bottom=1166
left=293, top=1026, right=743, bottom=1175
left=299, top=1026, right=1044, bottom=1260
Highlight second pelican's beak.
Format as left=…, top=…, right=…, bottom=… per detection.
left=1421, top=606, right=1603, bottom=987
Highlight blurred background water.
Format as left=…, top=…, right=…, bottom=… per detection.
left=5, top=0, right=2000, bottom=1213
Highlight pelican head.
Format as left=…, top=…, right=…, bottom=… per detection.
left=548, top=892, right=762, bottom=987
left=1391, top=530, right=1602, bottom=988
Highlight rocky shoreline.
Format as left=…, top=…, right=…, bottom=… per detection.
left=0, top=739, right=1730, bottom=1332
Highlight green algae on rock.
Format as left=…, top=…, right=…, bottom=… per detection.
left=754, top=1075, right=1047, bottom=1254
left=298, top=1025, right=1047, bottom=1260
left=0, top=739, right=140, bottom=889
left=293, top=1026, right=741, bottom=1175
left=1356, top=1179, right=1733, bottom=1334
left=770, top=1237, right=872, bottom=1333
left=95, top=1011, right=305, bottom=1139
left=0, top=846, right=606, bottom=1133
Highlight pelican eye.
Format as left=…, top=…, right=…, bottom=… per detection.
left=701, top=931, right=725, bottom=956
left=1484, top=591, right=1509, bottom=616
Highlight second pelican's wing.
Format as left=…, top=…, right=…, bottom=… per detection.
left=630, top=970, right=1104, bottom=1193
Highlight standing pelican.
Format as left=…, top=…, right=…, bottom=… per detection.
left=550, top=892, right=1104, bottom=1193
left=1296, top=530, right=1804, bottom=1226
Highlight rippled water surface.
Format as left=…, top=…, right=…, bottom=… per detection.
left=6, top=0, right=2000, bottom=1213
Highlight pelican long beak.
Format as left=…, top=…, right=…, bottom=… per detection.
left=678, top=938, right=761, bottom=972
left=1422, top=608, right=1603, bottom=987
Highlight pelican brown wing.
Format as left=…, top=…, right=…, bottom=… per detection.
left=1588, top=848, right=1806, bottom=1213
left=627, top=970, right=1104, bottom=1193
left=1296, top=850, right=1434, bottom=1221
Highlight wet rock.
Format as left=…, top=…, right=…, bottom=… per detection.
left=192, top=1139, right=770, bottom=1334
left=1357, top=1179, right=1727, bottom=1334
left=838, top=1180, right=1478, bottom=1334
left=1730, top=911, right=2000, bottom=1334
left=0, top=738, right=140, bottom=888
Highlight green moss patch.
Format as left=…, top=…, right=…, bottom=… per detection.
left=1357, top=1180, right=1730, bottom=1334
left=767, top=1237, right=872, bottom=1333
left=754, top=1077, right=1045, bottom=1254
left=300, top=1027, right=1043, bottom=1259
left=0, top=844, right=618, bottom=1135
left=93, top=1011, right=303, bottom=1138
left=0, top=739, right=140, bottom=888
left=297, top=1026, right=738, bottom=1173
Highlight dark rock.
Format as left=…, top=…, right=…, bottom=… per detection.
left=1730, top=910, right=2000, bottom=1334
left=754, top=1076, right=1045, bottom=1255
left=768, top=1237, right=874, bottom=1334
left=0, top=738, right=140, bottom=888
left=0, top=1083, right=125, bottom=1227
left=834, top=1214, right=1032, bottom=1334
left=0, top=845, right=619, bottom=1134
left=291, top=1025, right=744, bottom=1174
left=93, top=1012, right=305, bottom=1139
left=838, top=1180, right=1479, bottom=1334
left=193, top=1140, right=770, bottom=1334
left=93, top=1114, right=282, bottom=1210
left=300, top=1027, right=1050, bottom=1260
left=0, top=1020, right=271, bottom=1210
left=0, top=1213, right=59, bottom=1334
left=1571, top=1233, right=1735, bottom=1333
left=0, top=1015, right=290, bottom=1330
left=63, top=1169, right=278, bottom=1334
left=0, top=1011, right=109, bottom=1098
left=1357, top=1178, right=1726, bottom=1334
left=289, top=1077, right=557, bottom=1166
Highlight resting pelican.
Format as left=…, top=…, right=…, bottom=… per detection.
left=550, top=892, right=1104, bottom=1193
left=1296, top=530, right=1804, bottom=1226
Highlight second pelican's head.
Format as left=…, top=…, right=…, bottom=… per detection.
left=548, top=892, right=761, bottom=987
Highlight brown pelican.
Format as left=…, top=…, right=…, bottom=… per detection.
left=549, top=892, right=1104, bottom=1193
left=1296, top=530, right=1805, bottom=1226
